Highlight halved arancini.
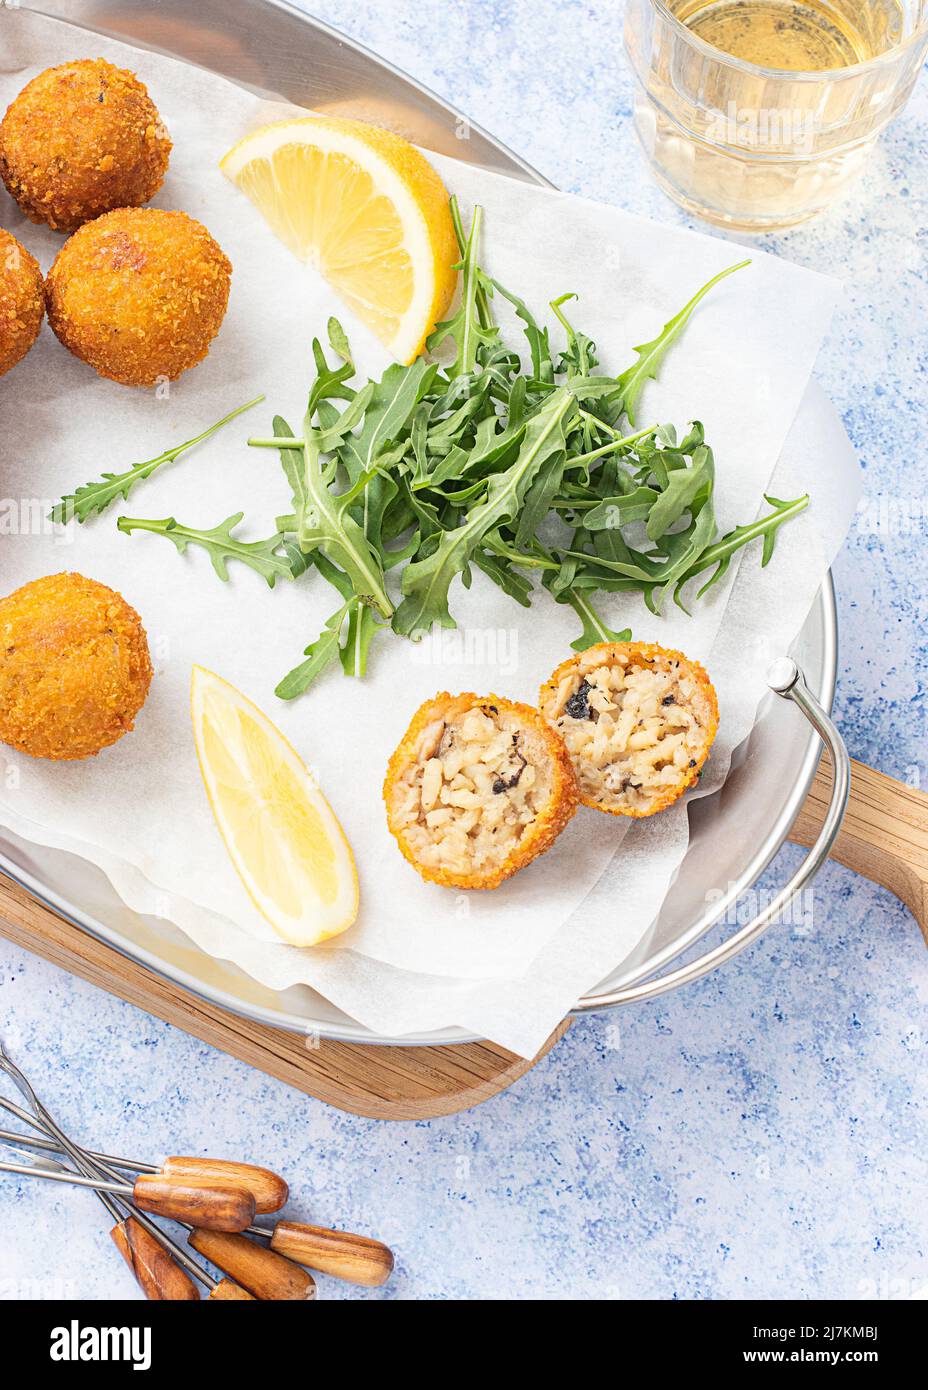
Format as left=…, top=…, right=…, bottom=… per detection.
left=539, top=642, right=719, bottom=818
left=384, top=692, right=579, bottom=890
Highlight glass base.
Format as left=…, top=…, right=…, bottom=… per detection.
left=647, top=164, right=829, bottom=233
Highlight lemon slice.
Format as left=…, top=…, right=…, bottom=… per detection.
left=220, top=116, right=457, bottom=363
left=191, top=666, right=358, bottom=947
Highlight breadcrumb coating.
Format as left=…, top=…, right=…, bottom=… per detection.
left=0, top=228, right=43, bottom=377
left=0, top=572, right=153, bottom=761
left=539, top=642, right=719, bottom=818
left=384, top=692, right=578, bottom=890
left=45, top=207, right=232, bottom=387
left=0, top=58, right=171, bottom=231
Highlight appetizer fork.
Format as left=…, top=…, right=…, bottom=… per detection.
left=0, top=1100, right=287, bottom=1212
left=0, top=1151, right=256, bottom=1230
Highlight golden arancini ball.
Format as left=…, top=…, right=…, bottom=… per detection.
left=384, top=693, right=578, bottom=890
left=45, top=208, right=232, bottom=387
left=0, top=227, right=43, bottom=377
left=539, top=641, right=719, bottom=818
left=0, top=572, right=153, bottom=761
left=0, top=58, right=171, bottom=231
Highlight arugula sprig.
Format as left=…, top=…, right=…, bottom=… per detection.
left=275, top=553, right=386, bottom=699
left=116, top=513, right=297, bottom=587
left=50, top=396, right=264, bottom=524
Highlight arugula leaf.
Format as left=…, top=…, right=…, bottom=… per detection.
left=450, top=194, right=493, bottom=330
left=615, top=260, right=750, bottom=424
left=428, top=202, right=497, bottom=376
left=674, top=492, right=809, bottom=607
left=480, top=269, right=554, bottom=385
left=276, top=601, right=353, bottom=699
left=276, top=587, right=386, bottom=696
left=117, top=512, right=294, bottom=587
left=558, top=588, right=632, bottom=652
left=50, top=396, right=264, bottom=524
left=337, top=358, right=437, bottom=484
left=550, top=292, right=598, bottom=382
left=340, top=599, right=384, bottom=677
left=272, top=415, right=309, bottom=515
left=306, top=321, right=356, bottom=416
left=472, top=549, right=534, bottom=608
left=292, top=400, right=394, bottom=616
left=393, top=387, right=575, bottom=636
left=579, top=485, right=660, bottom=529
left=645, top=444, right=713, bottom=541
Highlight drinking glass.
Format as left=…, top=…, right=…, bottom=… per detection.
left=624, top=0, right=928, bottom=230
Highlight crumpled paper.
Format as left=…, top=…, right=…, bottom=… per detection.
left=0, top=11, right=857, bottom=1055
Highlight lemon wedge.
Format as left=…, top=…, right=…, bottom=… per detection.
left=191, top=666, right=358, bottom=947
left=220, top=116, right=457, bottom=363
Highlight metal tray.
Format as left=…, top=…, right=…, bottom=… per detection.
left=2, top=0, right=849, bottom=1045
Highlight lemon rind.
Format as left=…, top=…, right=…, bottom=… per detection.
left=191, top=665, right=359, bottom=947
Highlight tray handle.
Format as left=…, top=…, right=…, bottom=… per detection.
left=574, top=657, right=850, bottom=1011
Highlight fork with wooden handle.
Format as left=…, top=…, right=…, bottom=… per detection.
left=252, top=1220, right=394, bottom=1287
left=0, top=1102, right=287, bottom=1213
left=0, top=1153, right=256, bottom=1230
left=0, top=1046, right=254, bottom=1233
left=8, top=1138, right=200, bottom=1301
left=2, top=1145, right=256, bottom=1300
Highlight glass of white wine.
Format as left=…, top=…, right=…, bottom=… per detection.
left=624, top=0, right=928, bottom=230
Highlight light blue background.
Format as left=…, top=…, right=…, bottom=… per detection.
left=1, top=0, right=926, bottom=1301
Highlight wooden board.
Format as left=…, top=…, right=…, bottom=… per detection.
left=0, top=755, right=924, bottom=1118
left=789, top=756, right=928, bottom=943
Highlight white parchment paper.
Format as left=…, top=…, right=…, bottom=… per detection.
left=0, top=12, right=859, bottom=1054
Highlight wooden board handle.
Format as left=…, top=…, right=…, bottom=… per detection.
left=132, top=1175, right=256, bottom=1231
left=270, top=1220, right=395, bottom=1287
left=111, top=1217, right=200, bottom=1301
left=190, top=1228, right=316, bottom=1301
left=162, top=1157, right=288, bottom=1215
left=788, top=757, right=928, bottom=941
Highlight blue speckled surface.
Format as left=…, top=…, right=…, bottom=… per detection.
left=1, top=0, right=926, bottom=1301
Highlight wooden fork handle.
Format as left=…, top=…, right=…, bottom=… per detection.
left=190, top=1228, right=316, bottom=1301
left=788, top=757, right=928, bottom=941
left=162, top=1156, right=288, bottom=1214
left=111, top=1218, right=199, bottom=1301
left=132, top=1175, right=256, bottom=1232
left=270, top=1221, right=395, bottom=1286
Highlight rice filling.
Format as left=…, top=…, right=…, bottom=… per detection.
left=393, top=703, right=557, bottom=878
left=544, top=647, right=716, bottom=815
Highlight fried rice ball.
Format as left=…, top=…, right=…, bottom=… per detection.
left=384, top=693, right=579, bottom=890
left=0, top=227, right=43, bottom=377
left=0, top=58, right=171, bottom=231
left=0, top=572, right=153, bottom=761
left=539, top=642, right=719, bottom=818
left=45, top=208, right=232, bottom=386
